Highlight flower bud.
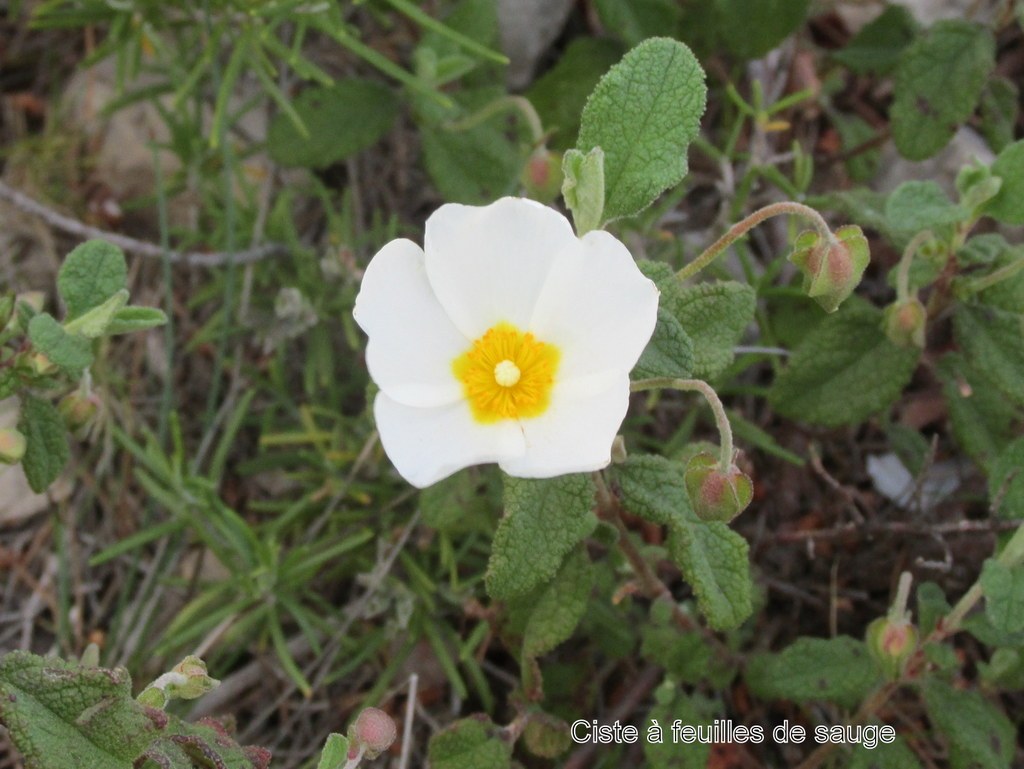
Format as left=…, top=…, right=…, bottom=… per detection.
left=684, top=452, right=753, bottom=522
left=789, top=225, right=870, bottom=313
left=59, top=391, right=101, bottom=433
left=521, top=147, right=563, bottom=203
left=30, top=352, right=57, bottom=376
left=137, top=655, right=219, bottom=709
left=866, top=616, right=918, bottom=679
left=347, top=707, right=397, bottom=760
left=883, top=297, right=927, bottom=349
left=0, top=428, right=27, bottom=465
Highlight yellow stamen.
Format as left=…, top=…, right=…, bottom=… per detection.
left=452, top=322, right=559, bottom=423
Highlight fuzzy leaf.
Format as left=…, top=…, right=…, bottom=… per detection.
left=518, top=548, right=594, bottom=698
left=885, top=180, right=964, bottom=235
left=268, top=79, right=399, bottom=168
left=18, top=394, right=70, bottom=493
left=485, top=474, right=597, bottom=600
left=848, top=734, right=922, bottom=769
left=769, top=300, right=919, bottom=427
left=981, top=559, right=1024, bottom=634
left=103, top=306, right=168, bottom=336
left=891, top=21, right=995, bottom=161
left=983, top=139, right=1024, bottom=224
left=63, top=289, right=129, bottom=338
left=953, top=304, right=1024, bottom=407
left=746, top=636, right=881, bottom=709
left=576, top=38, right=706, bottom=221
left=0, top=650, right=158, bottom=768
left=922, top=679, right=1014, bottom=769
left=979, top=77, right=1019, bottom=153
left=57, top=240, right=127, bottom=320
left=988, top=437, right=1024, bottom=520
left=669, top=281, right=756, bottom=380
left=427, top=717, right=512, bottom=769
left=317, top=734, right=349, bottom=769
left=632, top=307, right=695, bottom=380
left=645, top=685, right=710, bottom=769
left=27, top=313, right=93, bottom=375
left=938, top=353, right=1022, bottom=467
left=613, top=455, right=751, bottom=629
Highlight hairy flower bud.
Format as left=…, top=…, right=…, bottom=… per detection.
left=59, top=391, right=101, bottom=433
left=521, top=148, right=563, bottom=203
left=684, top=452, right=753, bottom=522
left=866, top=617, right=918, bottom=679
left=884, top=297, right=927, bottom=349
left=0, top=428, right=27, bottom=465
left=789, top=225, right=870, bottom=313
left=348, top=707, right=398, bottom=760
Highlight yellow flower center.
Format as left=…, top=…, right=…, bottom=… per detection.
left=452, top=322, right=559, bottom=423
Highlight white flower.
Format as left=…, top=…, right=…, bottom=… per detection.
left=353, top=197, right=659, bottom=488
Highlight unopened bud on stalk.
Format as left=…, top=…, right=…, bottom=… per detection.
left=59, top=391, right=101, bottom=432
left=0, top=428, right=27, bottom=465
left=866, top=617, right=918, bottom=679
left=684, top=452, right=753, bottom=522
left=789, top=225, right=870, bottom=313
left=521, top=147, right=563, bottom=203
left=347, top=707, right=397, bottom=761
left=884, top=297, right=927, bottom=349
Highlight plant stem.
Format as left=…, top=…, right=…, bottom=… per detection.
left=962, top=255, right=1024, bottom=295
left=631, top=378, right=734, bottom=471
left=895, top=230, right=933, bottom=302
left=676, top=201, right=833, bottom=282
left=444, top=95, right=545, bottom=144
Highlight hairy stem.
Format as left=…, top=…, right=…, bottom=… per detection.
left=895, top=230, right=933, bottom=302
left=444, top=95, right=545, bottom=143
left=676, top=201, right=833, bottom=282
left=631, top=378, right=734, bottom=471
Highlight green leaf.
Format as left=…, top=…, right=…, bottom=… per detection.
left=848, top=734, right=922, bottom=769
left=0, top=650, right=157, bottom=768
left=832, top=4, right=917, bottom=74
left=517, top=548, right=594, bottom=698
left=981, top=559, right=1024, bottom=634
left=57, top=240, right=127, bottom=320
left=593, top=0, right=682, bottom=47
left=632, top=307, right=695, bottom=380
left=885, top=180, right=964, bottom=236
left=561, top=147, right=605, bottom=236
left=922, top=679, right=1014, bottom=769
left=938, top=353, right=1022, bottom=468
left=317, top=733, right=349, bottom=769
left=62, top=289, right=128, bottom=338
left=714, top=0, right=810, bottom=60
left=27, top=313, right=93, bottom=375
left=640, top=601, right=714, bottom=684
left=891, top=21, right=995, bottom=161
left=427, top=716, right=512, bottom=769
left=669, top=281, right=756, bottom=380
left=746, top=636, right=882, bottom=709
left=953, top=303, right=1024, bottom=407
left=645, top=683, right=710, bottom=769
left=988, top=437, right=1024, bottom=520
left=576, top=37, right=706, bottom=222
left=614, top=456, right=753, bottom=629
left=983, top=139, right=1024, bottom=224
left=17, top=394, right=70, bottom=494
left=104, top=306, right=169, bottom=335
left=522, top=712, right=571, bottom=759
left=267, top=79, right=399, bottom=168
left=916, top=581, right=951, bottom=636
left=666, top=512, right=752, bottom=631
left=485, top=474, right=597, bottom=600
left=525, top=38, right=624, bottom=151
left=770, top=300, right=919, bottom=427
left=979, top=77, right=1019, bottom=153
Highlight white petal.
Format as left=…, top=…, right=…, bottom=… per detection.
left=498, top=372, right=630, bottom=478
left=424, top=197, right=578, bottom=339
left=353, top=238, right=468, bottom=408
left=375, top=393, right=525, bottom=488
left=529, top=230, right=659, bottom=381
